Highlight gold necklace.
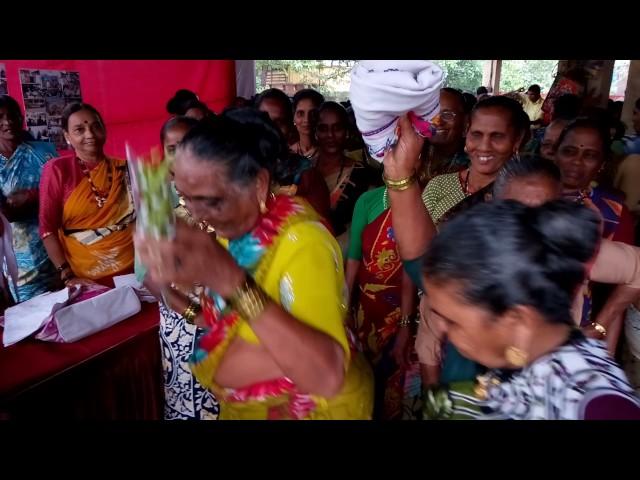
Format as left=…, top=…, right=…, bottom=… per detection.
left=473, top=372, right=502, bottom=400
left=77, top=157, right=111, bottom=208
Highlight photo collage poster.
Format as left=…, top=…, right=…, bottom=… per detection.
left=0, top=64, right=7, bottom=95
left=19, top=69, right=82, bottom=150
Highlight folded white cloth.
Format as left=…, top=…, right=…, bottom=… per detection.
left=349, top=60, right=444, bottom=161
left=53, top=286, right=141, bottom=342
left=2, top=288, right=70, bottom=346
left=113, top=273, right=157, bottom=303
left=2, top=285, right=142, bottom=346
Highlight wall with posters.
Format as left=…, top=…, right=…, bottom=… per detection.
left=0, top=64, right=7, bottom=95
left=0, top=60, right=236, bottom=158
left=20, top=69, right=83, bottom=149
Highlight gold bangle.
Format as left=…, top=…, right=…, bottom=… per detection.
left=591, top=322, right=607, bottom=338
left=384, top=176, right=414, bottom=187
left=387, top=181, right=416, bottom=192
left=382, top=172, right=416, bottom=190
left=382, top=172, right=416, bottom=191
left=382, top=172, right=415, bottom=186
left=182, top=302, right=200, bottom=324
left=229, top=275, right=269, bottom=323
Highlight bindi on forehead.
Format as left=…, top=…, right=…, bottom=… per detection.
left=574, top=144, right=600, bottom=152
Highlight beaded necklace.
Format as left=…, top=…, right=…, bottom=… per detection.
left=77, top=157, right=112, bottom=208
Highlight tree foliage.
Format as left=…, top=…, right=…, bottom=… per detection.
left=255, top=60, right=355, bottom=99
left=436, top=60, right=485, bottom=93
left=499, top=60, right=558, bottom=93
left=255, top=60, right=560, bottom=99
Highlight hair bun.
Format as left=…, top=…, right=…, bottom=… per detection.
left=529, top=200, right=600, bottom=266
left=223, top=108, right=283, bottom=164
left=167, top=89, right=199, bottom=116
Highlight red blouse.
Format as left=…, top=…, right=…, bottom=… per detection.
left=38, top=155, right=94, bottom=238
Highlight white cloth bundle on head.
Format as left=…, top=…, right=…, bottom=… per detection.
left=349, top=60, right=444, bottom=162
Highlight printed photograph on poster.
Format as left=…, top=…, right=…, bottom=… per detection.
left=46, top=97, right=65, bottom=116
left=0, top=64, right=7, bottom=95
left=48, top=127, right=65, bottom=147
left=20, top=69, right=41, bottom=85
left=19, top=68, right=83, bottom=150
left=22, top=84, right=46, bottom=109
left=61, top=72, right=81, bottom=98
left=48, top=116, right=62, bottom=128
left=26, top=108, right=47, bottom=127
left=28, top=126, right=49, bottom=142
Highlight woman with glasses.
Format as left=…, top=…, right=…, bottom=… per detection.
left=417, top=88, right=472, bottom=186
left=342, top=89, right=469, bottom=419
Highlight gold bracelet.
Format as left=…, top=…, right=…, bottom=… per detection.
left=382, top=172, right=416, bottom=187
left=591, top=322, right=607, bottom=338
left=229, top=275, right=269, bottom=323
left=182, top=302, right=200, bottom=324
left=382, top=172, right=416, bottom=191
left=398, top=315, right=412, bottom=328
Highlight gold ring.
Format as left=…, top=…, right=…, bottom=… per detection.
left=591, top=322, right=607, bottom=338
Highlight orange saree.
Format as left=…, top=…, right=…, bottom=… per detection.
left=59, top=158, right=135, bottom=280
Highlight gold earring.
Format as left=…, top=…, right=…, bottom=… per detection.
left=505, top=346, right=528, bottom=368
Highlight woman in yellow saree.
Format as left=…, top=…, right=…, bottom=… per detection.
left=39, top=103, right=134, bottom=286
left=136, top=109, right=373, bottom=419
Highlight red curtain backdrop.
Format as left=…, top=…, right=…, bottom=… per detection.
left=1, top=60, right=236, bottom=158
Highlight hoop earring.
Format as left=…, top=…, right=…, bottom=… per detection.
left=505, top=346, right=528, bottom=368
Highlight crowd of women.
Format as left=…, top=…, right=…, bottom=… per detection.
left=2, top=61, right=640, bottom=419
